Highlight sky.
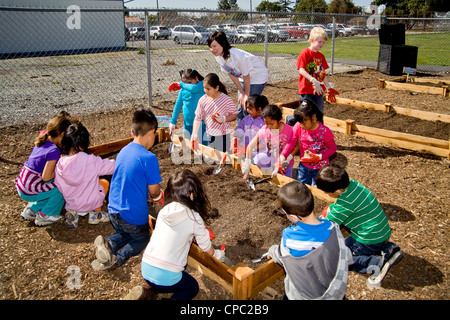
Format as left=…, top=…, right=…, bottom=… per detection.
left=125, top=0, right=375, bottom=12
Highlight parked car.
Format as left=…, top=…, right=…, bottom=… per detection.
left=172, top=25, right=210, bottom=45
left=235, top=29, right=257, bottom=43
left=236, top=25, right=264, bottom=42
left=327, top=23, right=355, bottom=37
left=125, top=27, right=131, bottom=41
left=258, top=24, right=290, bottom=42
left=285, top=26, right=310, bottom=39
left=208, top=27, right=238, bottom=44
left=149, top=25, right=170, bottom=39
left=129, top=27, right=145, bottom=40
left=314, top=24, right=337, bottom=38
left=253, top=25, right=277, bottom=42
left=221, top=23, right=236, bottom=30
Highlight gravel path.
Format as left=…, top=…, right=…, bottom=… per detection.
left=0, top=49, right=364, bottom=128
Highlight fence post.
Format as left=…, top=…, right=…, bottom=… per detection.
left=331, top=16, right=336, bottom=75
left=144, top=10, right=152, bottom=107
left=264, top=13, right=268, bottom=68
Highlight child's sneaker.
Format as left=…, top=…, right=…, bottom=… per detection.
left=94, top=235, right=113, bottom=264
left=123, top=284, right=158, bottom=300
left=65, top=210, right=79, bottom=228
left=88, top=211, right=101, bottom=225
left=368, top=249, right=404, bottom=286
left=91, top=254, right=119, bottom=271
left=99, top=211, right=110, bottom=223
left=20, top=205, right=36, bottom=221
left=34, top=212, right=62, bottom=226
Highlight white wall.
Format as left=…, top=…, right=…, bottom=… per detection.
left=0, top=0, right=126, bottom=57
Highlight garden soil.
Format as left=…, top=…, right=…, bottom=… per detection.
left=0, top=68, right=448, bottom=300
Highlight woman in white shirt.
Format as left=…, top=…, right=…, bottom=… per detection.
left=208, top=31, right=269, bottom=125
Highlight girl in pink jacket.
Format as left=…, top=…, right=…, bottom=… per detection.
left=55, top=122, right=115, bottom=228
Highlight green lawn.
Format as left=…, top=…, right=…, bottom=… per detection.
left=235, top=32, right=450, bottom=66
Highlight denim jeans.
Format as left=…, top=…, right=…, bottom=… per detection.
left=237, top=82, right=267, bottom=125
left=184, top=121, right=208, bottom=146
left=18, top=185, right=65, bottom=216
left=107, top=213, right=150, bottom=266
left=145, top=271, right=199, bottom=300
left=296, top=163, right=319, bottom=186
left=345, top=236, right=400, bottom=274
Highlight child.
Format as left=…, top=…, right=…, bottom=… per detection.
left=315, top=165, right=403, bottom=286
left=54, top=122, right=115, bottom=228
left=242, top=104, right=295, bottom=178
left=191, top=73, right=237, bottom=154
left=15, top=111, right=71, bottom=226
left=283, top=99, right=337, bottom=186
left=124, top=169, right=225, bottom=300
left=168, top=68, right=208, bottom=145
left=268, top=181, right=352, bottom=300
left=91, top=108, right=164, bottom=271
left=286, top=27, right=339, bottom=126
left=231, top=94, right=267, bottom=157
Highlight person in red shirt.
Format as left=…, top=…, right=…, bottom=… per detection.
left=287, top=27, right=339, bottom=126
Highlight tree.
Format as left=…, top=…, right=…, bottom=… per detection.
left=217, top=0, right=231, bottom=10
left=373, top=0, right=450, bottom=16
left=326, top=0, right=359, bottom=14
left=294, top=0, right=328, bottom=23
left=256, top=1, right=284, bottom=12
left=278, top=0, right=295, bottom=12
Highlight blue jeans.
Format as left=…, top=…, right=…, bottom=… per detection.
left=107, top=213, right=150, bottom=266
left=296, top=163, right=319, bottom=186
left=345, top=236, right=400, bottom=274
left=145, top=271, right=199, bottom=300
left=18, top=185, right=65, bottom=216
left=184, top=121, right=208, bottom=146
left=237, top=82, right=267, bottom=125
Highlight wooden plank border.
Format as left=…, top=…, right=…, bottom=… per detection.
left=380, top=78, right=449, bottom=97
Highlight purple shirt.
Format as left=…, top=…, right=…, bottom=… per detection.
left=24, top=141, right=61, bottom=173
left=234, top=115, right=265, bottom=146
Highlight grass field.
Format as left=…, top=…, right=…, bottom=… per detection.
left=236, top=32, right=450, bottom=66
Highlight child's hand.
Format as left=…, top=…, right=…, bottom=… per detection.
left=311, top=78, right=324, bottom=95
left=151, top=190, right=165, bottom=206
left=191, top=137, right=200, bottom=151
left=327, top=88, right=339, bottom=103
left=168, top=83, right=181, bottom=91
left=169, top=123, right=176, bottom=136
left=301, top=151, right=321, bottom=163
left=230, top=138, right=245, bottom=157
left=213, top=249, right=225, bottom=262
left=279, top=154, right=293, bottom=168
left=212, top=113, right=226, bottom=124
left=241, top=158, right=251, bottom=179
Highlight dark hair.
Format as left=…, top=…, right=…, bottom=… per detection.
left=164, top=169, right=211, bottom=222
left=294, top=98, right=324, bottom=124
left=246, top=94, right=269, bottom=110
left=180, top=68, right=204, bottom=82
left=278, top=181, right=314, bottom=218
left=132, top=107, right=158, bottom=137
left=260, top=104, right=282, bottom=121
left=61, top=122, right=90, bottom=155
left=207, top=31, right=231, bottom=59
left=35, top=110, right=72, bottom=147
left=204, top=73, right=227, bottom=95
left=315, top=165, right=350, bottom=193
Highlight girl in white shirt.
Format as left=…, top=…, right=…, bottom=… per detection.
left=128, top=169, right=224, bottom=300
left=208, top=31, right=268, bottom=124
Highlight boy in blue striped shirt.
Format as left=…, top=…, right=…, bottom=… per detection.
left=268, top=181, right=352, bottom=300
left=315, top=165, right=403, bottom=286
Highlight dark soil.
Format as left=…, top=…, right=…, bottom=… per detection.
left=0, top=68, right=448, bottom=301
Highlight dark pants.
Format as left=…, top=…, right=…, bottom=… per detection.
left=145, top=271, right=199, bottom=300
left=107, top=213, right=150, bottom=266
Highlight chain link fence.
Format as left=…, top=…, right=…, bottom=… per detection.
left=1, top=6, right=449, bottom=129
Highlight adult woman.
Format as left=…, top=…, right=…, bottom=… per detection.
left=208, top=31, right=268, bottom=124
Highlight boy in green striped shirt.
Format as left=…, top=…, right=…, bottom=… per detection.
left=315, top=165, right=403, bottom=286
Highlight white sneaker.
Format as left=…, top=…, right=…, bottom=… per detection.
left=88, top=211, right=101, bottom=225
left=21, top=205, right=36, bottom=221
left=99, top=211, right=110, bottom=223
left=369, top=250, right=404, bottom=286
left=34, top=212, right=62, bottom=226
left=65, top=211, right=79, bottom=228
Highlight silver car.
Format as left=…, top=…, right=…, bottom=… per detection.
left=172, top=25, right=210, bottom=45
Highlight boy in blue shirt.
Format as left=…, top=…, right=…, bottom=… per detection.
left=268, top=181, right=352, bottom=300
left=92, top=108, right=163, bottom=271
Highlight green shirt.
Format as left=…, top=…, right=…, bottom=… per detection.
left=326, top=180, right=391, bottom=245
